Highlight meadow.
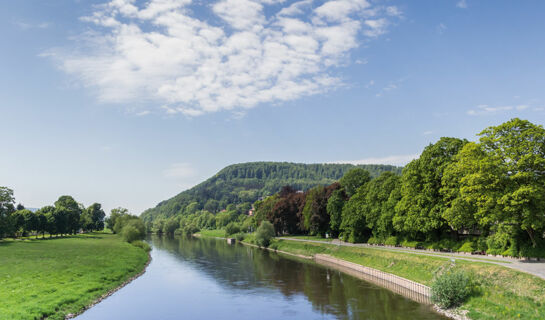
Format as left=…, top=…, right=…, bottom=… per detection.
left=0, top=233, right=149, bottom=320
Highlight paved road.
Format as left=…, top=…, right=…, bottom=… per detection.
left=280, top=237, right=545, bottom=280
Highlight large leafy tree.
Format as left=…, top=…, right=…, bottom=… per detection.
left=450, top=119, right=545, bottom=247
left=339, top=168, right=371, bottom=197
left=327, top=188, right=347, bottom=238
left=86, top=203, right=106, bottom=231
left=0, top=187, right=16, bottom=238
left=54, top=195, right=82, bottom=235
left=361, top=172, right=401, bottom=239
left=394, top=137, right=467, bottom=238
left=269, top=187, right=305, bottom=235
left=340, top=184, right=370, bottom=243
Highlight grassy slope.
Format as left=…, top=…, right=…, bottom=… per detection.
left=272, top=240, right=545, bottom=320
left=0, top=233, right=149, bottom=320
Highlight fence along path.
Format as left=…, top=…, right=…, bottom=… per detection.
left=314, top=254, right=431, bottom=304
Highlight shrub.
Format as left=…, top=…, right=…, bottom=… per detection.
left=431, top=269, right=471, bottom=308
left=457, top=241, right=474, bottom=253
left=401, top=239, right=420, bottom=248
left=131, top=240, right=151, bottom=252
left=122, top=225, right=142, bottom=242
left=255, top=221, right=275, bottom=247
left=384, top=236, right=398, bottom=246
left=225, top=222, right=241, bottom=236
left=234, top=233, right=245, bottom=241
left=367, top=237, right=380, bottom=245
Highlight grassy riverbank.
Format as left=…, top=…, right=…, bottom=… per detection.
left=196, top=230, right=545, bottom=320
left=0, top=232, right=149, bottom=320
left=272, top=239, right=545, bottom=320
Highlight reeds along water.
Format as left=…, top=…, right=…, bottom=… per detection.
left=314, top=254, right=431, bottom=305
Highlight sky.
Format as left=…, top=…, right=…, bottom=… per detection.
left=1, top=0, right=545, bottom=215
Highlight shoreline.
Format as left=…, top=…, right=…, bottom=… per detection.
left=64, top=250, right=152, bottom=320
left=196, top=233, right=461, bottom=319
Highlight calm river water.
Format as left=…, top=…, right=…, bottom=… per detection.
left=75, top=236, right=446, bottom=320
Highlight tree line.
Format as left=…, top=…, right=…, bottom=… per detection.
left=0, top=189, right=145, bottom=243
left=0, top=190, right=105, bottom=239
left=157, top=118, right=545, bottom=257
left=140, top=162, right=402, bottom=223
left=252, top=119, right=545, bottom=257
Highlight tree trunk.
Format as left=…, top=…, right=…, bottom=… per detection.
left=527, top=227, right=537, bottom=248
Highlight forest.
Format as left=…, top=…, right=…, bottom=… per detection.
left=140, top=162, right=401, bottom=223
left=154, top=118, right=545, bottom=258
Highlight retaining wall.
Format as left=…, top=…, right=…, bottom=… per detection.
left=314, top=254, right=431, bottom=304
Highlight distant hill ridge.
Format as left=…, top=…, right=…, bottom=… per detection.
left=140, top=161, right=402, bottom=222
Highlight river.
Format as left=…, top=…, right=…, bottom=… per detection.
left=75, top=236, right=446, bottom=320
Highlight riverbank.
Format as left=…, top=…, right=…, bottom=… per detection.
left=0, top=232, right=150, bottom=320
left=197, top=231, right=545, bottom=320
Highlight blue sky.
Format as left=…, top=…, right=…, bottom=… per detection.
left=1, top=0, right=544, bottom=214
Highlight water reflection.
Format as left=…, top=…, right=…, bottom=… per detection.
left=76, top=236, right=446, bottom=320
left=153, top=236, right=444, bottom=320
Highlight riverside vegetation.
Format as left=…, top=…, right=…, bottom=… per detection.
left=149, top=118, right=545, bottom=319
left=0, top=189, right=149, bottom=319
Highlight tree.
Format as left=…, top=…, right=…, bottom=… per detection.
left=268, top=188, right=305, bottom=235
left=394, top=137, right=467, bottom=238
left=339, top=169, right=371, bottom=197
left=106, top=207, right=129, bottom=232
left=450, top=119, right=545, bottom=248
left=0, top=187, right=16, bottom=238
left=35, top=208, right=49, bottom=238
left=327, top=189, right=347, bottom=238
left=255, top=221, right=275, bottom=247
left=54, top=196, right=82, bottom=235
left=360, top=172, right=401, bottom=239
left=164, top=217, right=179, bottom=235
left=340, top=185, right=370, bottom=243
left=301, top=183, right=339, bottom=237
left=86, top=203, right=105, bottom=231
left=22, top=209, right=38, bottom=238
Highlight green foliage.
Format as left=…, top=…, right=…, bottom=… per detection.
left=339, top=168, right=371, bottom=197
left=255, top=221, right=275, bottom=247
left=225, top=222, right=241, bottom=236
left=130, top=240, right=151, bottom=252
left=384, top=236, right=399, bottom=246
left=431, top=269, right=471, bottom=308
left=327, top=189, right=346, bottom=237
left=121, top=219, right=146, bottom=242
left=141, top=162, right=401, bottom=223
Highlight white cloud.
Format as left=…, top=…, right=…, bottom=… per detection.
left=423, top=131, right=433, bottom=135
left=331, top=154, right=419, bottom=166
left=467, top=104, right=531, bottom=116
left=456, top=0, right=468, bottom=9
left=14, top=21, right=50, bottom=30
left=163, top=163, right=197, bottom=180
left=135, top=110, right=151, bottom=116
left=46, top=0, right=400, bottom=116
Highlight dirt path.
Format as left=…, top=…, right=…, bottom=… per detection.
left=280, top=237, right=545, bottom=280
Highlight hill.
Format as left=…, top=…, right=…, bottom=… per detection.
left=140, top=162, right=401, bottom=222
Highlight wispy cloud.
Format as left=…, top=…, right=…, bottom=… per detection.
left=331, top=153, right=419, bottom=166
left=375, top=78, right=405, bottom=97
left=135, top=110, right=151, bottom=116
left=423, top=131, right=433, bottom=135
left=456, top=0, right=468, bottom=9
left=163, top=163, right=197, bottom=180
left=467, top=104, right=530, bottom=116
left=14, top=21, right=50, bottom=30
left=45, top=0, right=401, bottom=117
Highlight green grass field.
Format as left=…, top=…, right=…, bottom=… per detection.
left=0, top=233, right=149, bottom=320
left=272, top=239, right=545, bottom=320
left=196, top=229, right=227, bottom=238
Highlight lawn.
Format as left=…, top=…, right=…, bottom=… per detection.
left=0, top=232, right=149, bottom=320
left=273, top=239, right=545, bottom=320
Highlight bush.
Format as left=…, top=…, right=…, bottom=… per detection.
left=431, top=269, right=471, bottom=308
left=131, top=240, right=151, bottom=252
left=384, top=236, right=399, bottom=246
left=255, top=221, right=275, bottom=247
left=122, top=225, right=142, bottom=242
left=367, top=237, right=381, bottom=245
left=457, top=241, right=474, bottom=253
left=401, top=239, right=420, bottom=248
left=234, top=233, right=245, bottom=241
left=225, top=222, right=241, bottom=236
